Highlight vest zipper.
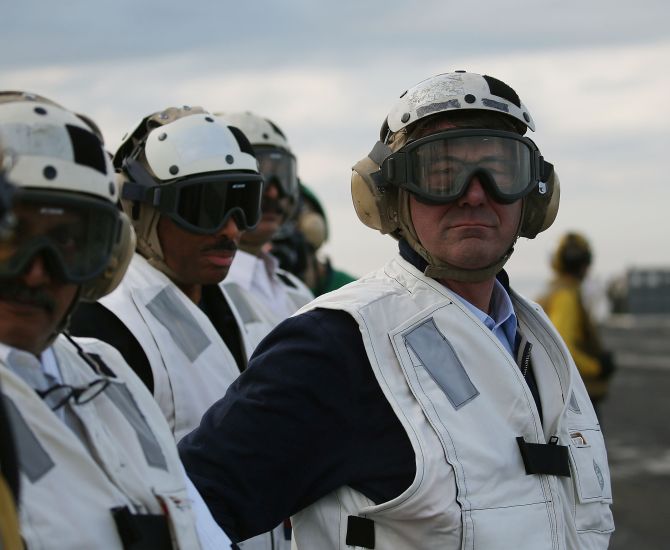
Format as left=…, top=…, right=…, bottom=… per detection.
left=520, top=341, right=533, bottom=378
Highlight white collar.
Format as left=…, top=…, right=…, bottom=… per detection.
left=226, top=249, right=280, bottom=290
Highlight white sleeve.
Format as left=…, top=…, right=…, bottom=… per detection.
left=183, top=469, right=233, bottom=549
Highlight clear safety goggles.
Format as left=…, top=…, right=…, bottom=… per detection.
left=122, top=160, right=263, bottom=233
left=380, top=129, right=553, bottom=204
left=255, top=147, right=298, bottom=200
left=0, top=190, right=121, bottom=283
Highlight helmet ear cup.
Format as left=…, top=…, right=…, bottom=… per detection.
left=519, top=169, right=561, bottom=239
left=351, top=142, right=399, bottom=234
left=298, top=211, right=328, bottom=250
left=79, top=212, right=136, bottom=302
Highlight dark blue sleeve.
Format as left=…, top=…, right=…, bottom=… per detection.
left=178, top=308, right=414, bottom=543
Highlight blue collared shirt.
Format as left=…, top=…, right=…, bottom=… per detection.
left=451, top=278, right=517, bottom=356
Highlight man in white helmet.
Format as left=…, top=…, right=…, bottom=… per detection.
left=0, top=92, right=225, bottom=549
left=69, top=106, right=286, bottom=549
left=181, top=72, right=614, bottom=549
left=217, top=112, right=313, bottom=351
left=70, top=106, right=263, bottom=441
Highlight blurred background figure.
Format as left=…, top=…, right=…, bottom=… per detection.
left=0, top=147, right=22, bottom=550
left=538, top=231, right=616, bottom=420
left=218, top=111, right=313, bottom=321
left=272, top=182, right=356, bottom=296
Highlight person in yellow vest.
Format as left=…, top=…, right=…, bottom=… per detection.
left=538, top=232, right=615, bottom=419
left=0, top=91, right=230, bottom=549
left=180, top=71, right=614, bottom=549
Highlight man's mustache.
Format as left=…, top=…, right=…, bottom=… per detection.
left=0, top=281, right=56, bottom=313
left=201, top=237, right=238, bottom=253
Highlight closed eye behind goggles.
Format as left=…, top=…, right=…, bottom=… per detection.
left=380, top=129, right=553, bottom=204
left=0, top=190, right=121, bottom=283
left=122, top=160, right=263, bottom=234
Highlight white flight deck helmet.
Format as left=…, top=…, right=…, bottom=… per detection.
left=351, top=71, right=560, bottom=282
left=114, top=106, right=263, bottom=280
left=217, top=111, right=300, bottom=218
left=0, top=91, right=135, bottom=302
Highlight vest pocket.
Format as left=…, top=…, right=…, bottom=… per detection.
left=567, top=427, right=614, bottom=533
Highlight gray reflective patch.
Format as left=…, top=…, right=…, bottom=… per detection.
left=569, top=392, right=582, bottom=414
left=146, top=287, right=210, bottom=361
left=417, top=99, right=460, bottom=119
left=104, top=382, right=167, bottom=470
left=224, top=284, right=261, bottom=324
left=403, top=318, right=479, bottom=409
left=482, top=98, right=510, bottom=113
left=3, top=396, right=55, bottom=482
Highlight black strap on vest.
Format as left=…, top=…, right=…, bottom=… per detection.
left=276, top=271, right=298, bottom=289
left=516, top=436, right=571, bottom=477
left=112, top=506, right=173, bottom=549
left=346, top=515, right=375, bottom=549
left=86, top=353, right=117, bottom=378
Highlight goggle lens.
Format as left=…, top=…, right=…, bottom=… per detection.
left=174, top=178, right=262, bottom=233
left=255, top=148, right=298, bottom=200
left=382, top=130, right=546, bottom=203
left=0, top=192, right=119, bottom=282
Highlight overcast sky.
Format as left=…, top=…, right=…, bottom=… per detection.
left=3, top=0, right=669, bottom=300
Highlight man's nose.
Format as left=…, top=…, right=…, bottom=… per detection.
left=20, top=254, right=53, bottom=287
left=217, top=216, right=242, bottom=241
left=457, top=176, right=488, bottom=206
left=263, top=180, right=280, bottom=199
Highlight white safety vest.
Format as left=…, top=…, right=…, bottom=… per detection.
left=222, top=250, right=313, bottom=360
left=292, top=256, right=614, bottom=550
left=0, top=336, right=201, bottom=550
left=100, top=253, right=241, bottom=442
left=102, top=254, right=286, bottom=550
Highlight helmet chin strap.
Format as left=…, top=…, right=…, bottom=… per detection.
left=423, top=248, right=515, bottom=283
left=130, top=204, right=183, bottom=283
left=398, top=189, right=522, bottom=283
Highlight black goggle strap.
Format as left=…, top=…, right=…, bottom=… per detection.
left=120, top=159, right=166, bottom=217
left=367, top=141, right=395, bottom=189
left=538, top=160, right=554, bottom=194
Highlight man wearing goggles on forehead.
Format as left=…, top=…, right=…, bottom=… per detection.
left=181, top=72, right=613, bottom=549
left=69, top=106, right=287, bottom=549
left=0, top=92, right=222, bottom=549
left=218, top=112, right=313, bottom=332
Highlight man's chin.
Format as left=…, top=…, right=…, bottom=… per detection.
left=0, top=310, right=53, bottom=355
left=0, top=298, right=52, bottom=319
